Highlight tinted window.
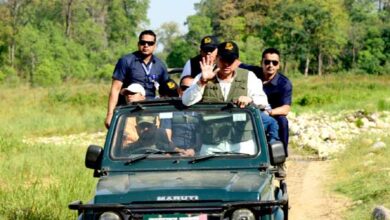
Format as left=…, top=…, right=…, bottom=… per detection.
left=111, top=109, right=259, bottom=159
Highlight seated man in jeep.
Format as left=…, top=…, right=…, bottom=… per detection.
left=122, top=116, right=174, bottom=155
left=199, top=112, right=256, bottom=156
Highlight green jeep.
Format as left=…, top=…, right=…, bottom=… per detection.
left=69, top=99, right=288, bottom=220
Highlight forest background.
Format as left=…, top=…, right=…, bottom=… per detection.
left=0, top=0, right=389, bottom=88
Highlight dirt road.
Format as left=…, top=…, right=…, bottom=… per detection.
left=286, top=155, right=351, bottom=220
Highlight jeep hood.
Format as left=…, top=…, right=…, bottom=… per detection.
left=94, top=170, right=272, bottom=204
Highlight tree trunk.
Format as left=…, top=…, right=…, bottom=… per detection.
left=65, top=0, right=73, bottom=37
left=10, top=42, right=15, bottom=68
left=304, top=56, right=310, bottom=77
left=352, top=46, right=356, bottom=68
left=10, top=0, right=21, bottom=68
left=30, top=52, right=36, bottom=84
left=318, top=52, right=323, bottom=76
left=283, top=59, right=288, bottom=74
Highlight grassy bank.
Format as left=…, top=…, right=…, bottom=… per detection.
left=0, top=74, right=389, bottom=219
left=0, top=137, right=96, bottom=219
left=0, top=82, right=108, bottom=219
left=331, top=134, right=390, bottom=219
left=291, top=74, right=390, bottom=113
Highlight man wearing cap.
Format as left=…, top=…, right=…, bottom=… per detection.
left=121, top=83, right=146, bottom=104
left=122, top=116, right=173, bottom=154
left=182, top=41, right=268, bottom=108
left=182, top=41, right=281, bottom=153
left=158, top=79, right=180, bottom=98
left=120, top=83, right=147, bottom=144
left=180, top=35, right=219, bottom=79
left=105, top=30, right=169, bottom=129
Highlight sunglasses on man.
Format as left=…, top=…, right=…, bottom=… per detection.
left=264, top=60, right=279, bottom=66
left=139, top=40, right=155, bottom=46
left=180, top=85, right=190, bottom=91
left=202, top=47, right=216, bottom=53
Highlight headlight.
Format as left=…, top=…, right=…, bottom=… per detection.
left=231, top=209, right=255, bottom=220
left=99, top=211, right=122, bottom=220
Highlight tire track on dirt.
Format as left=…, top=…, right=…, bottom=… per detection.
left=286, top=156, right=351, bottom=220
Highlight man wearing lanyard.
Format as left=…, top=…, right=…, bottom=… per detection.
left=105, top=30, right=169, bottom=129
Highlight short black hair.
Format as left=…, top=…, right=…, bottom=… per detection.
left=179, top=75, right=193, bottom=86
left=262, top=48, right=280, bottom=59
left=139, top=30, right=156, bottom=42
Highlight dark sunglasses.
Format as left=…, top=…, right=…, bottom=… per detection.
left=264, top=60, right=279, bottom=66
left=139, top=40, right=155, bottom=46
left=202, top=47, right=216, bottom=53
left=138, top=122, right=155, bottom=130
left=180, top=85, right=190, bottom=91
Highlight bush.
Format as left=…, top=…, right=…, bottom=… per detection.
left=96, top=63, right=115, bottom=80
left=295, top=94, right=333, bottom=106
left=33, top=58, right=61, bottom=87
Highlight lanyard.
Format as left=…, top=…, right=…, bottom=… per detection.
left=142, top=62, right=153, bottom=76
left=142, top=62, right=159, bottom=89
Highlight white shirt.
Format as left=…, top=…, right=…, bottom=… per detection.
left=182, top=70, right=269, bottom=108
left=180, top=60, right=193, bottom=79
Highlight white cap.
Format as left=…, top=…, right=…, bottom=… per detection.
left=120, top=83, right=146, bottom=96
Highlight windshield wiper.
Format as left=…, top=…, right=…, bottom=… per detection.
left=124, top=150, right=180, bottom=165
left=189, top=151, right=251, bottom=164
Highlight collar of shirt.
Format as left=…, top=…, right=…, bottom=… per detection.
left=216, top=70, right=236, bottom=83
left=265, top=72, right=280, bottom=86
left=134, top=51, right=156, bottom=64
left=216, top=70, right=237, bottom=101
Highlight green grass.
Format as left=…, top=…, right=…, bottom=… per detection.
left=290, top=74, right=390, bottom=113
left=330, top=134, right=390, bottom=219
left=0, top=75, right=389, bottom=219
left=0, top=82, right=109, bottom=137
left=0, top=82, right=107, bottom=219
left=0, top=137, right=96, bottom=219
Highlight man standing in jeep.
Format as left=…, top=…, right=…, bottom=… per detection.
left=182, top=41, right=280, bottom=145
left=105, top=30, right=169, bottom=129
left=180, top=35, right=219, bottom=79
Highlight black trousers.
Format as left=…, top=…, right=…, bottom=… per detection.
left=273, top=115, right=289, bottom=157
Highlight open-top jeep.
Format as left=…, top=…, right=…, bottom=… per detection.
left=69, top=99, right=288, bottom=220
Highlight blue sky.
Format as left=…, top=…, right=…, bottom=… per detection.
left=147, top=0, right=200, bottom=33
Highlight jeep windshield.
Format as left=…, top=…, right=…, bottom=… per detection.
left=110, top=107, right=259, bottom=159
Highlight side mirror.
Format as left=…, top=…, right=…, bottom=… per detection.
left=85, top=145, right=103, bottom=170
left=269, top=141, right=286, bottom=165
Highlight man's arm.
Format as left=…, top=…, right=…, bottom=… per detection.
left=181, top=74, right=204, bottom=106
left=105, top=79, right=123, bottom=129
left=269, top=104, right=290, bottom=116
left=182, top=56, right=218, bottom=106
left=269, top=78, right=292, bottom=116
left=247, top=71, right=269, bottom=108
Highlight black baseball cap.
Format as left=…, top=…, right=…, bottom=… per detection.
left=200, top=36, right=219, bottom=52
left=217, top=41, right=239, bottom=63
left=159, top=79, right=179, bottom=97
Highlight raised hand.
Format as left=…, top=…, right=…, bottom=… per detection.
left=199, top=55, right=219, bottom=82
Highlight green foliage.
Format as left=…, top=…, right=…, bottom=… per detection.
left=295, top=94, right=333, bottom=107
left=33, top=58, right=62, bottom=86
left=166, top=39, right=197, bottom=68
left=0, top=0, right=149, bottom=86
left=0, top=65, right=16, bottom=83
left=239, top=36, right=264, bottom=65
left=186, top=15, right=213, bottom=45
